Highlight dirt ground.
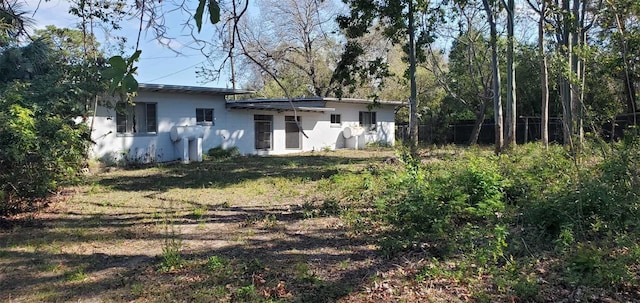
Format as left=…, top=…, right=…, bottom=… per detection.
left=3, top=150, right=449, bottom=302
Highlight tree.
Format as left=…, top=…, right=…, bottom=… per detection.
left=236, top=0, right=341, bottom=97
left=333, top=0, right=441, bottom=152
left=502, top=0, right=516, bottom=147
left=446, top=27, right=494, bottom=145
left=481, top=0, right=504, bottom=152
left=424, top=1, right=495, bottom=146
left=599, top=0, right=640, bottom=121
left=0, top=0, right=33, bottom=46
left=547, top=0, right=602, bottom=150
left=527, top=0, right=551, bottom=148
left=0, top=37, right=103, bottom=215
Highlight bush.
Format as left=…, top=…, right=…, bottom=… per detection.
left=207, top=146, right=240, bottom=160
left=380, top=150, right=508, bottom=259
left=0, top=101, right=89, bottom=215
left=0, top=41, right=100, bottom=216
left=516, top=135, right=640, bottom=243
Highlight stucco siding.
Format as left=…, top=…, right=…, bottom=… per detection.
left=90, top=91, right=398, bottom=163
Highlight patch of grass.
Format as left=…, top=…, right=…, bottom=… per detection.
left=207, top=146, right=240, bottom=160
left=233, top=284, right=259, bottom=302
left=338, top=259, right=351, bottom=270
left=511, top=276, right=540, bottom=301
left=192, top=207, right=206, bottom=220
left=159, top=246, right=183, bottom=272
left=207, top=255, right=227, bottom=272
left=294, top=262, right=320, bottom=284
left=262, top=214, right=279, bottom=228
left=64, top=266, right=87, bottom=281
left=38, top=261, right=63, bottom=273
left=130, top=282, right=145, bottom=297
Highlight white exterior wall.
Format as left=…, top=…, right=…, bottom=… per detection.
left=90, top=91, right=230, bottom=163
left=90, top=92, right=397, bottom=163
left=224, top=102, right=396, bottom=155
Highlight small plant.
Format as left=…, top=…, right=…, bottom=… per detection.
left=320, top=199, right=341, bottom=216
left=87, top=183, right=102, bottom=195
left=159, top=240, right=183, bottom=272
left=64, top=267, right=87, bottom=281
left=338, top=259, right=351, bottom=270
left=207, top=255, right=227, bottom=272
left=301, top=201, right=317, bottom=218
left=294, top=262, right=319, bottom=283
left=207, top=146, right=240, bottom=160
left=262, top=214, right=278, bottom=228
left=158, top=206, right=184, bottom=272
left=192, top=207, right=206, bottom=220
left=512, top=276, right=540, bottom=301
left=234, top=284, right=259, bottom=301
left=130, top=283, right=145, bottom=297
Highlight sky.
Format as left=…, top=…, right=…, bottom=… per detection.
left=22, top=0, right=538, bottom=90
left=24, top=0, right=232, bottom=88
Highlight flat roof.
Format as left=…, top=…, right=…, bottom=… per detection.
left=233, top=96, right=404, bottom=106
left=227, top=102, right=335, bottom=113
left=138, top=83, right=254, bottom=95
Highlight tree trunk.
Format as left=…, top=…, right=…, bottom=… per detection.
left=570, top=0, right=582, bottom=149
left=505, top=0, right=517, bottom=148
left=559, top=0, right=572, bottom=147
left=408, top=0, right=419, bottom=154
left=539, top=0, right=549, bottom=148
left=610, top=3, right=638, bottom=123
left=483, top=0, right=503, bottom=154
left=468, top=102, right=487, bottom=145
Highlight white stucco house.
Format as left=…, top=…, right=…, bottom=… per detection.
left=89, top=83, right=402, bottom=164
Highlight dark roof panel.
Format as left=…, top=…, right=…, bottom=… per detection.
left=139, top=83, right=254, bottom=95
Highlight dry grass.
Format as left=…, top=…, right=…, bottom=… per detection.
left=0, top=149, right=410, bottom=303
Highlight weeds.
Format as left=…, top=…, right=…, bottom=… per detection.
left=207, top=146, right=240, bottom=160
left=64, top=267, right=87, bottom=282
left=157, top=201, right=184, bottom=273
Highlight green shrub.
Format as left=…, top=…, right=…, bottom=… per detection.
left=207, top=255, right=227, bottom=272
left=380, top=150, right=508, bottom=259
left=499, top=143, right=574, bottom=207
left=0, top=101, right=89, bottom=215
left=517, top=135, right=640, bottom=243
left=207, top=146, right=240, bottom=159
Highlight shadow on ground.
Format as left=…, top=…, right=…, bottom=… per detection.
left=0, top=202, right=394, bottom=302
left=96, top=154, right=387, bottom=192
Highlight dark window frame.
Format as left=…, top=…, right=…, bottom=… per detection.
left=359, top=111, right=377, bottom=131
left=116, top=102, right=157, bottom=135
left=196, top=108, right=214, bottom=125
left=330, top=114, right=341, bottom=124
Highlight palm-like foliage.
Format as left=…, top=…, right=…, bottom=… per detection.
left=0, top=0, right=34, bottom=46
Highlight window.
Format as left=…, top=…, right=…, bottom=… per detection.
left=359, top=111, right=377, bottom=131
left=330, top=114, right=341, bottom=125
left=116, top=102, right=157, bottom=134
left=285, top=116, right=301, bottom=149
left=196, top=108, right=214, bottom=125
left=254, top=115, right=273, bottom=150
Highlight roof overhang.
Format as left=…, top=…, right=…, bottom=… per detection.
left=226, top=97, right=404, bottom=113
left=226, top=102, right=335, bottom=113
left=138, top=83, right=254, bottom=96
left=322, top=97, right=405, bottom=106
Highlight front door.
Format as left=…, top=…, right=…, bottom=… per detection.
left=254, top=115, right=273, bottom=150
left=285, top=116, right=301, bottom=149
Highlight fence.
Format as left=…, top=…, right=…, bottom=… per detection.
left=397, top=118, right=563, bottom=145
